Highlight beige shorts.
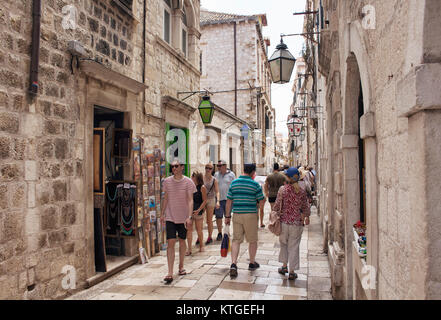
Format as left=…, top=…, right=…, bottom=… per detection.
left=232, top=213, right=258, bottom=243
left=206, top=198, right=216, bottom=209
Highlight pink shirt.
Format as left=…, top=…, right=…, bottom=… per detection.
left=163, top=176, right=196, bottom=224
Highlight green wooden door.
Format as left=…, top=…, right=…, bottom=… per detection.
left=165, top=124, right=189, bottom=177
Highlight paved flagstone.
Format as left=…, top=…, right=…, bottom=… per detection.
left=66, top=203, right=332, bottom=300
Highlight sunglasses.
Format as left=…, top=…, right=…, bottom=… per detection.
left=205, top=167, right=213, bottom=170
left=217, top=164, right=225, bottom=167
left=171, top=164, right=181, bottom=168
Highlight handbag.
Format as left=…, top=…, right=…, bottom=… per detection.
left=268, top=211, right=281, bottom=236
left=268, top=188, right=284, bottom=236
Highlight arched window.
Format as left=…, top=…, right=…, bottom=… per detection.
left=163, top=0, right=172, bottom=44
left=182, top=6, right=188, bottom=57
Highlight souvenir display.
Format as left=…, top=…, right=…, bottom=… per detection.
left=104, top=182, right=137, bottom=237
left=131, top=142, right=167, bottom=257
left=353, top=221, right=367, bottom=258
left=149, top=210, right=156, bottom=222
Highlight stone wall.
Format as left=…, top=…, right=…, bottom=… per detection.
left=200, top=17, right=275, bottom=173
left=316, top=0, right=441, bottom=299
left=141, top=0, right=201, bottom=150
left=0, top=0, right=201, bottom=300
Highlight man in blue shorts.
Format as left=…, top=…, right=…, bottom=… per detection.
left=213, top=160, right=236, bottom=243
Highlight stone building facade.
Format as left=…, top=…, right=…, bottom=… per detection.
left=0, top=0, right=201, bottom=299
left=306, top=0, right=441, bottom=299
left=200, top=10, right=275, bottom=175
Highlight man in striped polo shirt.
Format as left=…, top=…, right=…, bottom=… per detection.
left=225, top=163, right=265, bottom=278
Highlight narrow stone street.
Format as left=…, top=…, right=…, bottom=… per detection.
left=67, top=203, right=332, bottom=300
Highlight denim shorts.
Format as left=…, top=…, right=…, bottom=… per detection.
left=214, top=200, right=227, bottom=219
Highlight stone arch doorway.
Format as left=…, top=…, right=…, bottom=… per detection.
left=343, top=51, right=378, bottom=300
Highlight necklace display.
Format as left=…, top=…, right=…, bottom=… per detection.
left=120, top=185, right=136, bottom=235
left=106, top=184, right=122, bottom=232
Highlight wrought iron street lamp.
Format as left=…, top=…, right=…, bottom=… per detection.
left=268, top=38, right=296, bottom=84
left=198, top=95, right=214, bottom=124
left=287, top=116, right=303, bottom=137
left=269, top=31, right=320, bottom=84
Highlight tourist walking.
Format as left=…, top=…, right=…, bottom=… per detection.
left=253, top=172, right=267, bottom=228
left=160, top=159, right=196, bottom=284
left=225, top=163, right=265, bottom=278
left=298, top=168, right=313, bottom=205
left=264, top=163, right=287, bottom=212
left=273, top=167, right=310, bottom=280
left=186, top=171, right=208, bottom=255
left=202, top=163, right=220, bottom=245
left=213, top=160, right=236, bottom=242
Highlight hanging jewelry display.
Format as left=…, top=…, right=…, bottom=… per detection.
left=105, top=183, right=122, bottom=234
left=120, top=184, right=137, bottom=236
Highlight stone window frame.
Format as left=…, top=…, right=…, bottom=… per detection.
left=159, top=0, right=200, bottom=70
left=163, top=0, right=172, bottom=44
left=181, top=6, right=188, bottom=57
left=112, top=0, right=139, bottom=21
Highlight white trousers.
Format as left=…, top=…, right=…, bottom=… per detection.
left=278, top=222, right=303, bottom=272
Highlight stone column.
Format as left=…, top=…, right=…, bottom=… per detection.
left=397, top=63, right=441, bottom=299
left=359, top=111, right=379, bottom=299
left=341, top=134, right=360, bottom=300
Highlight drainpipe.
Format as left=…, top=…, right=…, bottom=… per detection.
left=29, top=0, right=41, bottom=98
left=233, top=22, right=237, bottom=116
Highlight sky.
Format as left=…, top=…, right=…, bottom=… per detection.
left=200, top=0, right=307, bottom=137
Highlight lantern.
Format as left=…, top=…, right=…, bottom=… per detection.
left=198, top=95, right=214, bottom=124
left=287, top=116, right=302, bottom=137
left=269, top=38, right=296, bottom=84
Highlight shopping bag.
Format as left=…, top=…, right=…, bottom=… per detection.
left=220, top=224, right=230, bottom=257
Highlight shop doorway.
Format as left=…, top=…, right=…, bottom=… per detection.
left=93, top=105, right=136, bottom=273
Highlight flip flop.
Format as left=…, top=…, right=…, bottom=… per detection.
left=164, top=275, right=173, bottom=284
left=178, top=269, right=187, bottom=276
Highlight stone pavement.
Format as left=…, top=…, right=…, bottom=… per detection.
left=67, top=203, right=332, bottom=300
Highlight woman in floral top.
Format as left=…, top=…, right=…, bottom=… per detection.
left=273, top=167, right=310, bottom=280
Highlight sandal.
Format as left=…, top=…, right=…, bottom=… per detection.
left=178, top=269, right=187, bottom=276
left=185, top=251, right=192, bottom=256
left=278, top=266, right=288, bottom=275
left=288, top=273, right=298, bottom=280
left=163, top=275, right=173, bottom=284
